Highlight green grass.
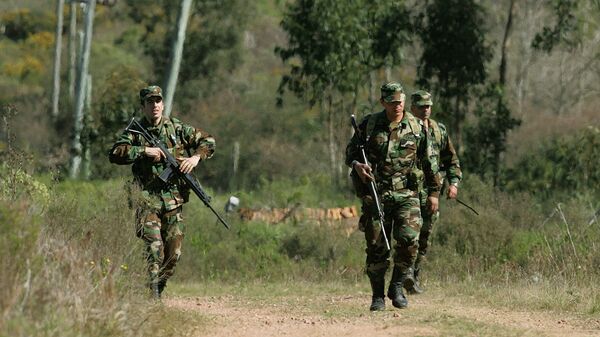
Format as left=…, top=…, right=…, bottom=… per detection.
left=1, top=167, right=599, bottom=336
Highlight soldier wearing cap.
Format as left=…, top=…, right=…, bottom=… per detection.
left=109, top=85, right=216, bottom=299
left=406, top=90, right=462, bottom=294
left=345, top=82, right=441, bottom=311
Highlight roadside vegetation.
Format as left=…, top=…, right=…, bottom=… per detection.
left=1, top=124, right=598, bottom=335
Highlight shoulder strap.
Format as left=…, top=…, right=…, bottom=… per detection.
left=429, top=119, right=443, bottom=145
left=168, top=117, right=193, bottom=156
left=405, top=112, right=422, bottom=137
left=365, top=111, right=385, bottom=141
left=163, top=117, right=180, bottom=148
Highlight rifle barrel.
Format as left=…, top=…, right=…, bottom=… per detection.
left=126, top=118, right=231, bottom=229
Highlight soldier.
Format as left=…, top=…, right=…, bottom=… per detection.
left=346, top=82, right=441, bottom=311
left=405, top=90, right=462, bottom=294
left=108, top=85, right=215, bottom=299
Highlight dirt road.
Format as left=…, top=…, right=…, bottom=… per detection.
left=165, top=289, right=600, bottom=337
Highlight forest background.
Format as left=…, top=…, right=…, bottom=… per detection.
left=1, top=0, right=599, bottom=336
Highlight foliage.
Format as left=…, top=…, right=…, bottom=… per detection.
left=416, top=0, right=492, bottom=144
left=89, top=65, right=146, bottom=179
left=0, top=8, right=54, bottom=41
left=463, top=84, right=521, bottom=185
left=429, top=176, right=599, bottom=282
left=531, top=0, right=582, bottom=53
left=123, top=0, right=251, bottom=99
left=276, top=0, right=412, bottom=106
left=503, top=125, right=600, bottom=198
left=0, top=12, right=54, bottom=86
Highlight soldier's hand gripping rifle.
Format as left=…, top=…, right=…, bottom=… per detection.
left=350, top=115, right=390, bottom=250
left=125, top=118, right=230, bottom=229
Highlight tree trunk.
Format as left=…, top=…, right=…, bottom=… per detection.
left=369, top=71, right=376, bottom=112
left=328, top=92, right=337, bottom=183
left=163, top=0, right=193, bottom=118
left=82, top=74, right=92, bottom=180
left=454, top=95, right=461, bottom=153
left=68, top=1, right=77, bottom=100
left=51, top=0, right=65, bottom=120
left=499, top=0, right=515, bottom=86
left=494, top=0, right=516, bottom=186
left=69, top=0, right=95, bottom=179
left=230, top=141, right=240, bottom=190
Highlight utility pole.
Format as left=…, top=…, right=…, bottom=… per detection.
left=51, top=0, right=65, bottom=120
left=163, top=0, right=193, bottom=117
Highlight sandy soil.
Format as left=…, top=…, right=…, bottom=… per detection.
left=165, top=291, right=600, bottom=337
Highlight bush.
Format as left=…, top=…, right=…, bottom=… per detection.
left=504, top=126, right=600, bottom=199
left=426, top=176, right=599, bottom=283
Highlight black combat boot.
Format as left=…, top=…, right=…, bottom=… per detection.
left=404, top=267, right=423, bottom=294
left=387, top=267, right=408, bottom=308
left=150, top=282, right=161, bottom=300
left=368, top=273, right=386, bottom=311
left=157, top=279, right=167, bottom=296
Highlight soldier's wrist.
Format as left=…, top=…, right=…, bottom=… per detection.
left=137, top=146, right=147, bottom=157
left=428, top=191, right=440, bottom=198
left=351, top=160, right=360, bottom=168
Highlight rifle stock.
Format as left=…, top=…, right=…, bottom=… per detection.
left=125, top=118, right=230, bottom=229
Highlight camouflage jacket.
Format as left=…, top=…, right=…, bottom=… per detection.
left=424, top=118, right=462, bottom=187
left=345, top=111, right=441, bottom=199
left=109, top=116, right=215, bottom=211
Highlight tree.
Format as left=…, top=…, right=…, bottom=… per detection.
left=275, top=0, right=412, bottom=182
left=530, top=0, right=600, bottom=116
left=69, top=0, right=96, bottom=179
left=416, top=0, right=492, bottom=151
left=462, top=0, right=520, bottom=186
left=50, top=0, right=64, bottom=120
left=163, top=0, right=193, bottom=118
left=124, top=0, right=250, bottom=112
left=532, top=0, right=582, bottom=53
left=463, top=84, right=520, bottom=185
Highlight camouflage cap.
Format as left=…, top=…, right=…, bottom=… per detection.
left=380, top=82, right=405, bottom=103
left=139, top=85, right=163, bottom=103
left=411, top=90, right=433, bottom=106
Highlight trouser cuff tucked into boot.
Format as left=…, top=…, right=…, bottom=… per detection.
left=367, top=269, right=386, bottom=311
left=387, top=267, right=408, bottom=308
left=404, top=267, right=423, bottom=294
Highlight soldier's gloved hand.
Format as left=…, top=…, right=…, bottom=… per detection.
left=144, top=147, right=165, bottom=162
left=353, top=162, right=374, bottom=183
left=178, top=155, right=201, bottom=174
left=427, top=196, right=439, bottom=214
left=447, top=185, right=458, bottom=199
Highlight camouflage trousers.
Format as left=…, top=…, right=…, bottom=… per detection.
left=362, top=189, right=423, bottom=278
left=417, top=191, right=439, bottom=260
left=136, top=206, right=185, bottom=286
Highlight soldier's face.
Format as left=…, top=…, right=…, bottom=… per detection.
left=412, top=104, right=431, bottom=120
left=143, top=96, right=164, bottom=124
left=382, top=99, right=405, bottom=116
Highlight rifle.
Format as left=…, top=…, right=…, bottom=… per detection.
left=455, top=198, right=479, bottom=215
left=350, top=114, right=390, bottom=250
left=125, top=118, right=230, bottom=229
left=442, top=180, right=479, bottom=215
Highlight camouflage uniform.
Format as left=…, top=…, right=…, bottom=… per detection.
left=346, top=82, right=441, bottom=309
left=109, top=86, right=215, bottom=296
left=411, top=90, right=462, bottom=292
